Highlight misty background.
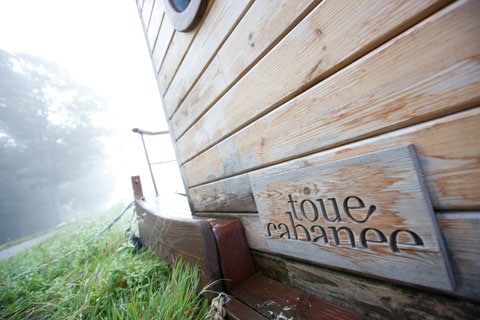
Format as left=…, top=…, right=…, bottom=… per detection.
left=0, top=0, right=183, bottom=244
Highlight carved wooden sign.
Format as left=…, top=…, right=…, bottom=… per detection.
left=250, top=145, right=454, bottom=292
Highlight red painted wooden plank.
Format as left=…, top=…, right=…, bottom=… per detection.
left=231, top=273, right=365, bottom=320
left=210, top=219, right=256, bottom=291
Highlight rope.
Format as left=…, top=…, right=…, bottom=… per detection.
left=205, top=292, right=229, bottom=320
left=14, top=201, right=135, bottom=279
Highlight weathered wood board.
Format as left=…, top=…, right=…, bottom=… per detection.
left=136, top=0, right=480, bottom=307
left=163, top=0, right=252, bottom=117
left=190, top=108, right=480, bottom=212
left=146, top=0, right=164, bottom=53
left=437, top=213, right=480, bottom=298
left=182, top=0, right=480, bottom=185
left=151, top=14, right=174, bottom=74
left=171, top=0, right=321, bottom=140
left=177, top=0, right=459, bottom=163
left=156, top=0, right=216, bottom=95
left=250, top=145, right=454, bottom=292
left=231, top=273, right=364, bottom=320
left=190, top=174, right=256, bottom=212
left=138, top=199, right=221, bottom=290
left=276, top=252, right=480, bottom=318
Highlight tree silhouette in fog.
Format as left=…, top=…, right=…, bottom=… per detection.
left=0, top=49, right=114, bottom=244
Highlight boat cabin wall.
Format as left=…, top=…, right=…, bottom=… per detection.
left=135, top=0, right=480, bottom=316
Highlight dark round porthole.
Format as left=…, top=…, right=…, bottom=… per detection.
left=171, top=0, right=190, bottom=12
left=164, top=0, right=207, bottom=32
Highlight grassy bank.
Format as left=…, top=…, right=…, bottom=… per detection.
left=0, top=204, right=209, bottom=319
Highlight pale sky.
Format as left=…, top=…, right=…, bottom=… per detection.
left=0, top=0, right=183, bottom=201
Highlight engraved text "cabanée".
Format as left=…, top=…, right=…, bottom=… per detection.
left=266, top=194, right=424, bottom=253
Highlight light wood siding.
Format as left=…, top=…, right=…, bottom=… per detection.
left=137, top=0, right=480, bottom=308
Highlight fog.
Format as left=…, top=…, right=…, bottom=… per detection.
left=0, top=0, right=183, bottom=244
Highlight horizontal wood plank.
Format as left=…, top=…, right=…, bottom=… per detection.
left=189, top=107, right=480, bottom=210
left=231, top=273, right=364, bottom=319
left=156, top=0, right=216, bottom=95
left=146, top=0, right=164, bottom=53
left=156, top=29, right=192, bottom=95
left=183, top=1, right=480, bottom=194
left=163, top=0, right=252, bottom=117
left=176, top=0, right=452, bottom=162
left=170, top=0, right=320, bottom=140
left=151, top=11, right=174, bottom=74
left=211, top=210, right=480, bottom=301
left=225, top=297, right=267, bottom=320
left=250, top=211, right=480, bottom=307
left=283, top=254, right=480, bottom=318
left=190, top=175, right=256, bottom=212
left=250, top=145, right=454, bottom=292
left=437, top=212, right=480, bottom=299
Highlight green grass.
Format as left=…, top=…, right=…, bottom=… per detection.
left=0, top=204, right=210, bottom=320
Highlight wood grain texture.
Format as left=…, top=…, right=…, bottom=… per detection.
left=137, top=199, right=221, bottom=291
left=176, top=0, right=452, bottom=163
left=225, top=297, right=267, bottom=320
left=156, top=0, right=216, bottom=95
left=170, top=55, right=227, bottom=139
left=170, top=0, right=320, bottom=140
left=146, top=0, right=164, bottom=53
left=437, top=213, right=480, bottom=299
left=163, top=0, right=252, bottom=117
left=192, top=202, right=480, bottom=300
left=151, top=12, right=174, bottom=74
left=156, top=29, right=193, bottom=95
left=210, top=219, right=256, bottom=291
left=188, top=107, right=480, bottom=210
left=231, top=273, right=364, bottom=320
left=182, top=0, right=480, bottom=191
left=235, top=215, right=265, bottom=251
left=190, top=174, right=256, bottom=212
left=194, top=213, right=267, bottom=251
left=282, top=256, right=480, bottom=319
left=250, top=145, right=454, bottom=292
left=226, top=211, right=480, bottom=302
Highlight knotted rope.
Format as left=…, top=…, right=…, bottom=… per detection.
left=205, top=292, right=228, bottom=320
